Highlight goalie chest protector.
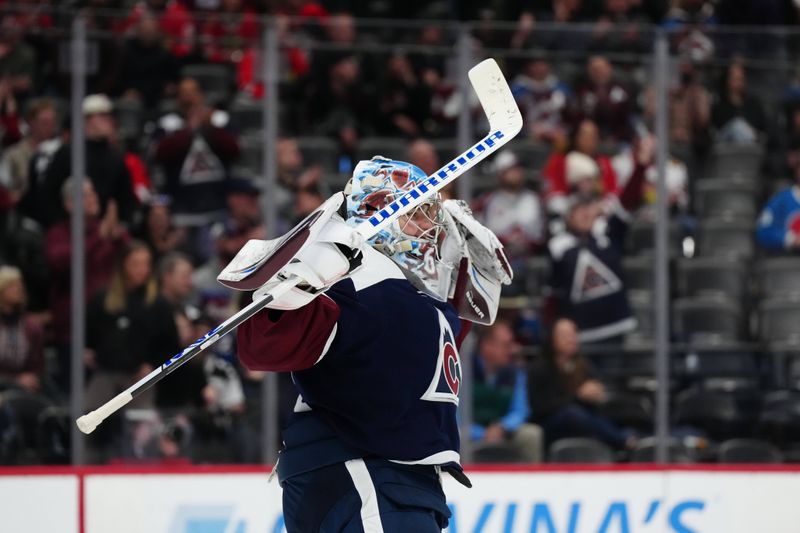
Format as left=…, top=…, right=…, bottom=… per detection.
left=275, top=246, right=465, bottom=481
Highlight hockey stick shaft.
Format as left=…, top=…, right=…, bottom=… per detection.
left=76, top=276, right=302, bottom=434
left=77, top=58, right=521, bottom=434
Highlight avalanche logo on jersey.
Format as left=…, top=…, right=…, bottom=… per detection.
left=570, top=248, right=622, bottom=304
left=420, top=309, right=461, bottom=405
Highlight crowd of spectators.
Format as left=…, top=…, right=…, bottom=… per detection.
left=0, top=0, right=799, bottom=465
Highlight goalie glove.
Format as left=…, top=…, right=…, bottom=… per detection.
left=442, top=199, right=513, bottom=325
left=253, top=215, right=365, bottom=310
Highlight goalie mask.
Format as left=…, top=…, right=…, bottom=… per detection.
left=344, top=157, right=455, bottom=301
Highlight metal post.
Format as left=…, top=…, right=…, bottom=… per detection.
left=455, top=24, right=473, bottom=201
left=458, top=332, right=476, bottom=464
left=260, top=17, right=280, bottom=465
left=653, top=31, right=671, bottom=464
left=70, top=16, right=87, bottom=466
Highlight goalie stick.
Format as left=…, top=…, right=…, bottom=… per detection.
left=76, top=58, right=522, bottom=435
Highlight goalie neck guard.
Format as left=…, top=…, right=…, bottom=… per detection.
left=344, top=156, right=454, bottom=301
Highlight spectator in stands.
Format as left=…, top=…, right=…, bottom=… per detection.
left=47, top=178, right=129, bottom=390
left=567, top=55, right=633, bottom=143
left=158, top=252, right=197, bottom=317
left=198, top=0, right=261, bottom=64
left=193, top=179, right=264, bottom=321
left=41, top=94, right=137, bottom=228
left=0, top=15, right=36, bottom=99
left=589, top=0, right=650, bottom=54
left=510, top=1, right=587, bottom=51
left=756, top=162, right=800, bottom=254
left=1, top=98, right=60, bottom=222
left=511, top=54, right=570, bottom=144
left=543, top=119, right=619, bottom=216
left=211, top=178, right=266, bottom=268
left=407, top=138, right=440, bottom=176
left=528, top=318, right=634, bottom=449
left=154, top=81, right=240, bottom=261
left=472, top=320, right=543, bottom=463
left=0, top=266, right=44, bottom=393
left=712, top=62, right=766, bottom=144
left=157, top=77, right=230, bottom=134
left=121, top=0, right=196, bottom=58
left=117, top=12, right=179, bottom=107
left=0, top=198, right=48, bottom=314
left=293, top=182, right=325, bottom=224
left=473, top=150, right=544, bottom=260
left=662, top=0, right=718, bottom=29
left=136, top=196, right=188, bottom=265
left=374, top=53, right=432, bottom=138
left=643, top=59, right=711, bottom=156
left=611, top=135, right=690, bottom=218
left=545, top=137, right=651, bottom=345
left=85, top=240, right=180, bottom=414
left=304, top=54, right=371, bottom=157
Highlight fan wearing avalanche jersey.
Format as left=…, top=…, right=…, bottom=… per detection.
left=236, top=157, right=512, bottom=533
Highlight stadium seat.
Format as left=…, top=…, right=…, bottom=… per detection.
left=755, top=257, right=800, bottom=299
left=676, top=257, right=749, bottom=302
left=674, top=388, right=746, bottom=439
left=694, top=178, right=759, bottom=219
left=0, top=390, right=52, bottom=464
left=706, top=142, right=764, bottom=180
left=548, top=438, right=614, bottom=464
left=758, top=390, right=800, bottom=443
left=629, top=437, right=693, bottom=463
left=229, top=98, right=263, bottom=134
left=759, top=297, right=800, bottom=345
left=625, top=219, right=682, bottom=256
left=627, top=290, right=655, bottom=342
left=684, top=338, right=759, bottom=382
left=717, top=438, right=783, bottom=463
left=238, top=133, right=263, bottom=173
left=696, top=217, right=755, bottom=259
left=501, top=138, right=551, bottom=171
left=181, top=63, right=233, bottom=105
left=36, top=406, right=70, bottom=465
left=622, top=255, right=653, bottom=294
left=295, top=136, right=340, bottom=173
left=472, top=442, right=526, bottom=463
left=524, top=256, right=551, bottom=296
left=673, top=296, right=745, bottom=343
left=598, top=392, right=653, bottom=433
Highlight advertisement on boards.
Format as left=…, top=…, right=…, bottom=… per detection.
left=78, top=469, right=800, bottom=533
left=0, top=475, right=78, bottom=533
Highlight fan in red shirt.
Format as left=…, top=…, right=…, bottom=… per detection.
left=542, top=118, right=618, bottom=216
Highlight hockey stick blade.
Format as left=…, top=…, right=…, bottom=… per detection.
left=355, top=58, right=522, bottom=240
left=76, top=276, right=301, bottom=434
left=76, top=58, right=522, bottom=434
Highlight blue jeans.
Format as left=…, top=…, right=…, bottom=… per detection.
left=543, top=403, right=630, bottom=449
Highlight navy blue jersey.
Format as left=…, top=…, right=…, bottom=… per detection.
left=547, top=208, right=636, bottom=343
left=237, top=247, right=465, bottom=480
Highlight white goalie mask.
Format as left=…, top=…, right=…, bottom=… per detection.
left=344, top=157, right=455, bottom=300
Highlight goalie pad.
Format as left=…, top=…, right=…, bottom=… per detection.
left=443, top=199, right=513, bottom=325
left=218, top=193, right=364, bottom=310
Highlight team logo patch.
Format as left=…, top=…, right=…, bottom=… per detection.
left=421, top=310, right=461, bottom=405
left=443, top=343, right=461, bottom=396
left=570, top=248, right=622, bottom=304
